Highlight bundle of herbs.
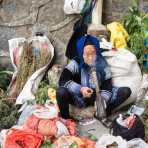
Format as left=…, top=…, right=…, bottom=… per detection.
left=15, top=40, right=51, bottom=96
left=122, top=0, right=148, bottom=69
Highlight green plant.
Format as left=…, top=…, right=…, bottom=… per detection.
left=69, top=142, right=78, bottom=148
left=41, top=137, right=53, bottom=148
left=122, top=0, right=148, bottom=69
left=35, top=82, right=49, bottom=105
left=0, top=100, right=20, bottom=130
left=0, top=70, right=13, bottom=91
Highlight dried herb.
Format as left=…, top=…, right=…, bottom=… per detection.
left=15, top=40, right=51, bottom=96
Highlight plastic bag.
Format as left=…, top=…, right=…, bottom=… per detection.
left=64, top=0, right=86, bottom=14
left=4, top=128, right=43, bottom=148
left=112, top=115, right=145, bottom=141
left=33, top=104, right=59, bottom=119
left=136, top=74, right=148, bottom=102
left=52, top=135, right=96, bottom=148
left=102, top=49, right=142, bottom=107
left=107, top=22, right=129, bottom=49
left=127, top=138, right=148, bottom=148
left=0, top=130, right=7, bottom=148
left=17, top=104, right=36, bottom=126
left=23, top=114, right=76, bottom=139
left=9, top=38, right=26, bottom=70
left=11, top=36, right=54, bottom=106
left=18, top=103, right=59, bottom=126
left=96, top=134, right=127, bottom=148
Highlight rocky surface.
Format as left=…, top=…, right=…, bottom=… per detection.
left=0, top=0, right=147, bottom=70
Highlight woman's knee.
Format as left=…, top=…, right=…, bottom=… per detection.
left=56, top=87, right=70, bottom=101
left=118, top=87, right=132, bottom=99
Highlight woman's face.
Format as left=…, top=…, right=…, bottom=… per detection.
left=83, top=45, right=96, bottom=66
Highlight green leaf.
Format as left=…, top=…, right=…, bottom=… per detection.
left=69, top=142, right=78, bottom=148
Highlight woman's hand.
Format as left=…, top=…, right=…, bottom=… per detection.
left=80, top=87, right=93, bottom=98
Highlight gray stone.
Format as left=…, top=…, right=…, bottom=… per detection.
left=0, top=27, right=16, bottom=70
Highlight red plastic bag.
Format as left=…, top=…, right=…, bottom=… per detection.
left=4, top=128, right=43, bottom=148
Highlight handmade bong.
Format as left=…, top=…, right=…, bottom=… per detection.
left=89, top=64, right=106, bottom=119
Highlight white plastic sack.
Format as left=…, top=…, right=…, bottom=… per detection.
left=64, top=0, right=86, bottom=14
left=96, top=134, right=127, bottom=148
left=137, top=74, right=148, bottom=102
left=102, top=49, right=142, bottom=106
left=127, top=138, right=148, bottom=148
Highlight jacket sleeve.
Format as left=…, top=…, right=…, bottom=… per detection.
left=58, top=60, right=82, bottom=95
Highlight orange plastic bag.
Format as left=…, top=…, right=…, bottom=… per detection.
left=53, top=135, right=96, bottom=148
left=4, top=128, right=43, bottom=148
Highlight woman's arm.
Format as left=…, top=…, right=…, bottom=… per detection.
left=58, top=60, right=82, bottom=95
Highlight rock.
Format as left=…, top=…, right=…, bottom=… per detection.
left=0, top=0, right=147, bottom=70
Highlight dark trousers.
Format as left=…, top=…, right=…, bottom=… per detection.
left=56, top=87, right=131, bottom=119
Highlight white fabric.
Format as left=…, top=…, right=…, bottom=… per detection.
left=64, top=0, right=86, bottom=14
left=102, top=49, right=142, bottom=106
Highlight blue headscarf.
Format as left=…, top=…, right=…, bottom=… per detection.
left=76, top=35, right=111, bottom=83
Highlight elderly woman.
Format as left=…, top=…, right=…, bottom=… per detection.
left=56, top=35, right=131, bottom=119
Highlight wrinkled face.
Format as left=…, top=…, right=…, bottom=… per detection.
left=83, top=45, right=96, bottom=66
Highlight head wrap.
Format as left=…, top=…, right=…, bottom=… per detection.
left=76, top=35, right=111, bottom=82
